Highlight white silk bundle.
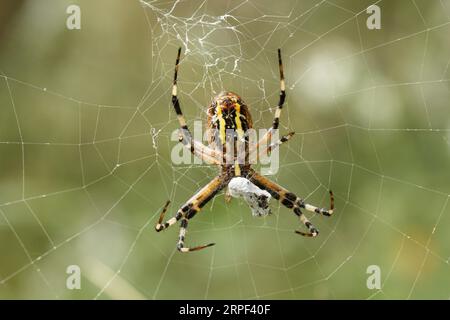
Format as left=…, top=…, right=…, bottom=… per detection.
left=228, top=177, right=272, bottom=217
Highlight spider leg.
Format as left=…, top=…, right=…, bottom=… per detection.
left=155, top=176, right=224, bottom=252
left=171, top=47, right=220, bottom=165
left=224, top=188, right=232, bottom=203
left=272, top=48, right=286, bottom=131
left=302, top=190, right=335, bottom=216
left=249, top=171, right=334, bottom=237
left=250, top=49, right=286, bottom=157
left=181, top=137, right=221, bottom=165
left=155, top=200, right=175, bottom=231
left=260, top=131, right=295, bottom=157
left=177, top=218, right=215, bottom=252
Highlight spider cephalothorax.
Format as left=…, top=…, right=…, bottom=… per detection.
left=207, top=91, right=253, bottom=142
left=206, top=91, right=254, bottom=178
left=155, top=48, right=335, bottom=253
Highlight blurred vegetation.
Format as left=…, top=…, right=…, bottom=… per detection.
left=0, top=0, right=449, bottom=299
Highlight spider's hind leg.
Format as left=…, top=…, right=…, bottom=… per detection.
left=249, top=171, right=334, bottom=237
left=177, top=218, right=215, bottom=252
left=155, top=200, right=179, bottom=232
left=155, top=176, right=224, bottom=253
left=299, top=190, right=335, bottom=216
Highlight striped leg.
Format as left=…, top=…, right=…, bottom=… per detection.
left=260, top=131, right=295, bottom=156
left=183, top=138, right=221, bottom=165
left=155, top=200, right=177, bottom=232
left=172, top=48, right=186, bottom=132
left=250, top=49, right=286, bottom=157
left=171, top=47, right=219, bottom=165
left=177, top=218, right=215, bottom=252
left=272, top=48, right=286, bottom=130
left=301, top=190, right=335, bottom=216
left=155, top=176, right=224, bottom=252
left=249, top=171, right=334, bottom=237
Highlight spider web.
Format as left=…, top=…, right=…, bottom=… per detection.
left=0, top=0, right=449, bottom=299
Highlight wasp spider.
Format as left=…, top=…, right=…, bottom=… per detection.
left=155, top=48, right=335, bottom=252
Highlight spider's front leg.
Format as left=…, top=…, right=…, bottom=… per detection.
left=261, top=131, right=295, bottom=156
left=250, top=49, right=289, bottom=159
left=155, top=176, right=224, bottom=252
left=249, top=171, right=334, bottom=237
left=171, top=47, right=221, bottom=165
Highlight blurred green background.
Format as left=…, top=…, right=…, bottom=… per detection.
left=0, top=0, right=449, bottom=299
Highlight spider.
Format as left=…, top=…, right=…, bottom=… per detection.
left=155, top=48, right=335, bottom=253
